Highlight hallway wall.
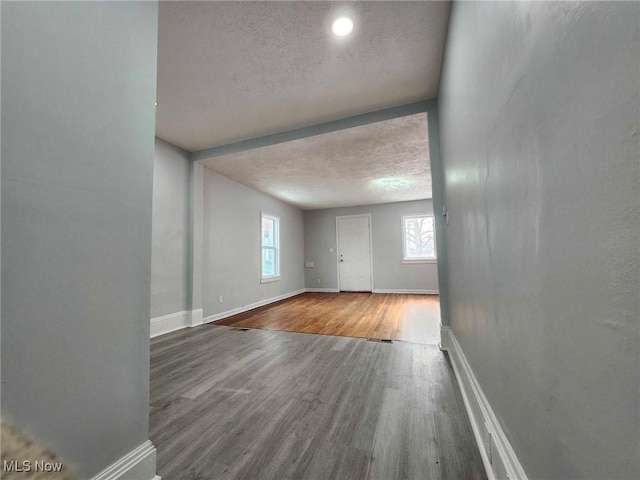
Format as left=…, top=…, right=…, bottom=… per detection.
left=151, top=138, right=190, bottom=319
left=439, top=2, right=639, bottom=479
left=1, top=2, right=159, bottom=477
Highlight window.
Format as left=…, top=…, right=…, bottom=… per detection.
left=402, top=214, right=436, bottom=262
left=261, top=213, right=280, bottom=281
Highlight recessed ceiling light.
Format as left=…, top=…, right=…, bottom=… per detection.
left=332, top=17, right=353, bottom=37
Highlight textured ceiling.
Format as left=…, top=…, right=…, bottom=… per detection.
left=202, top=113, right=431, bottom=210
left=157, top=1, right=450, bottom=151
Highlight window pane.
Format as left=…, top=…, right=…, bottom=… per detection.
left=262, top=217, right=274, bottom=247
left=262, top=247, right=275, bottom=277
left=404, top=216, right=435, bottom=259
left=261, top=214, right=279, bottom=278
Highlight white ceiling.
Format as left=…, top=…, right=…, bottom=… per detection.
left=202, top=113, right=431, bottom=210
left=156, top=1, right=451, bottom=152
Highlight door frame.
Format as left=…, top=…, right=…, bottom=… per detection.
left=335, top=213, right=375, bottom=292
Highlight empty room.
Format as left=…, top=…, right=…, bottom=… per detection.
left=2, top=2, right=638, bottom=480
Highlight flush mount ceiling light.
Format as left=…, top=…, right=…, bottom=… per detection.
left=384, top=180, right=410, bottom=191
left=332, top=17, right=353, bottom=37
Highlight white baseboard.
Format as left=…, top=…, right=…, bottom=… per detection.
left=440, top=327, right=529, bottom=480
left=90, top=440, right=159, bottom=480
left=203, top=289, right=305, bottom=323
left=190, top=308, right=203, bottom=328
left=304, top=288, right=340, bottom=293
left=372, top=289, right=439, bottom=294
left=439, top=324, right=453, bottom=351
left=150, top=311, right=189, bottom=338
left=150, top=308, right=206, bottom=339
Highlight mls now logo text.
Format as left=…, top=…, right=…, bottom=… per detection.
left=3, top=460, right=65, bottom=473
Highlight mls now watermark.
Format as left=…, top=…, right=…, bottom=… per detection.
left=3, top=460, right=65, bottom=473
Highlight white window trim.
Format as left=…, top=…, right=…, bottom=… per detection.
left=260, top=275, right=281, bottom=283
left=260, top=212, right=281, bottom=282
left=401, top=214, right=437, bottom=263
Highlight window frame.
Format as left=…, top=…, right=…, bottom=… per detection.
left=260, top=212, right=281, bottom=282
left=401, top=214, right=437, bottom=264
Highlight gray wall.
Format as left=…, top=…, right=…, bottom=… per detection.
left=439, top=2, right=639, bottom=479
left=304, top=200, right=438, bottom=291
left=151, top=138, right=190, bottom=318
left=203, top=169, right=305, bottom=317
left=1, top=2, right=158, bottom=478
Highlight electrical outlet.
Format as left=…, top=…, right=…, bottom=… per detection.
left=317, top=278, right=321, bottom=284
left=218, top=295, right=223, bottom=304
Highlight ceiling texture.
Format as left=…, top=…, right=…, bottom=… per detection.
left=202, top=113, right=430, bottom=210
left=156, top=1, right=450, bottom=209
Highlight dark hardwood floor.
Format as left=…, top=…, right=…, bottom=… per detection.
left=149, top=325, right=487, bottom=480
left=214, top=292, right=441, bottom=344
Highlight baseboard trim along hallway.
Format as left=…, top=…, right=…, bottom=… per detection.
left=440, top=326, right=529, bottom=480
left=150, top=311, right=190, bottom=338
left=190, top=308, right=204, bottom=327
left=203, top=289, right=306, bottom=323
left=89, top=441, right=159, bottom=480
left=372, top=289, right=438, bottom=294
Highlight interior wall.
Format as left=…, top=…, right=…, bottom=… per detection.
left=151, top=138, right=190, bottom=319
left=1, top=1, right=158, bottom=478
left=203, top=169, right=304, bottom=318
left=303, top=200, right=438, bottom=292
left=439, top=2, right=639, bottom=479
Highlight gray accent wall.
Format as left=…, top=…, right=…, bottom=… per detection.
left=1, top=2, right=158, bottom=478
left=151, top=138, right=190, bottom=318
left=439, top=2, right=639, bottom=479
left=304, top=200, right=438, bottom=292
left=203, top=169, right=305, bottom=317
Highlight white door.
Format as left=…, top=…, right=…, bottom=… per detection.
left=337, top=215, right=372, bottom=292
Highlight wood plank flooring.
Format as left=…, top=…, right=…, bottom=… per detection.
left=214, top=292, right=441, bottom=344
left=150, top=325, right=487, bottom=480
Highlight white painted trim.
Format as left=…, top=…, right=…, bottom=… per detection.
left=203, top=289, right=305, bottom=323
left=304, top=288, right=340, bottom=293
left=150, top=311, right=189, bottom=338
left=90, top=440, right=159, bottom=480
left=441, top=328, right=529, bottom=480
left=439, top=324, right=453, bottom=351
left=260, top=276, right=281, bottom=283
left=336, top=213, right=374, bottom=292
left=401, top=259, right=437, bottom=264
left=372, top=289, right=438, bottom=295
left=190, top=308, right=203, bottom=328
